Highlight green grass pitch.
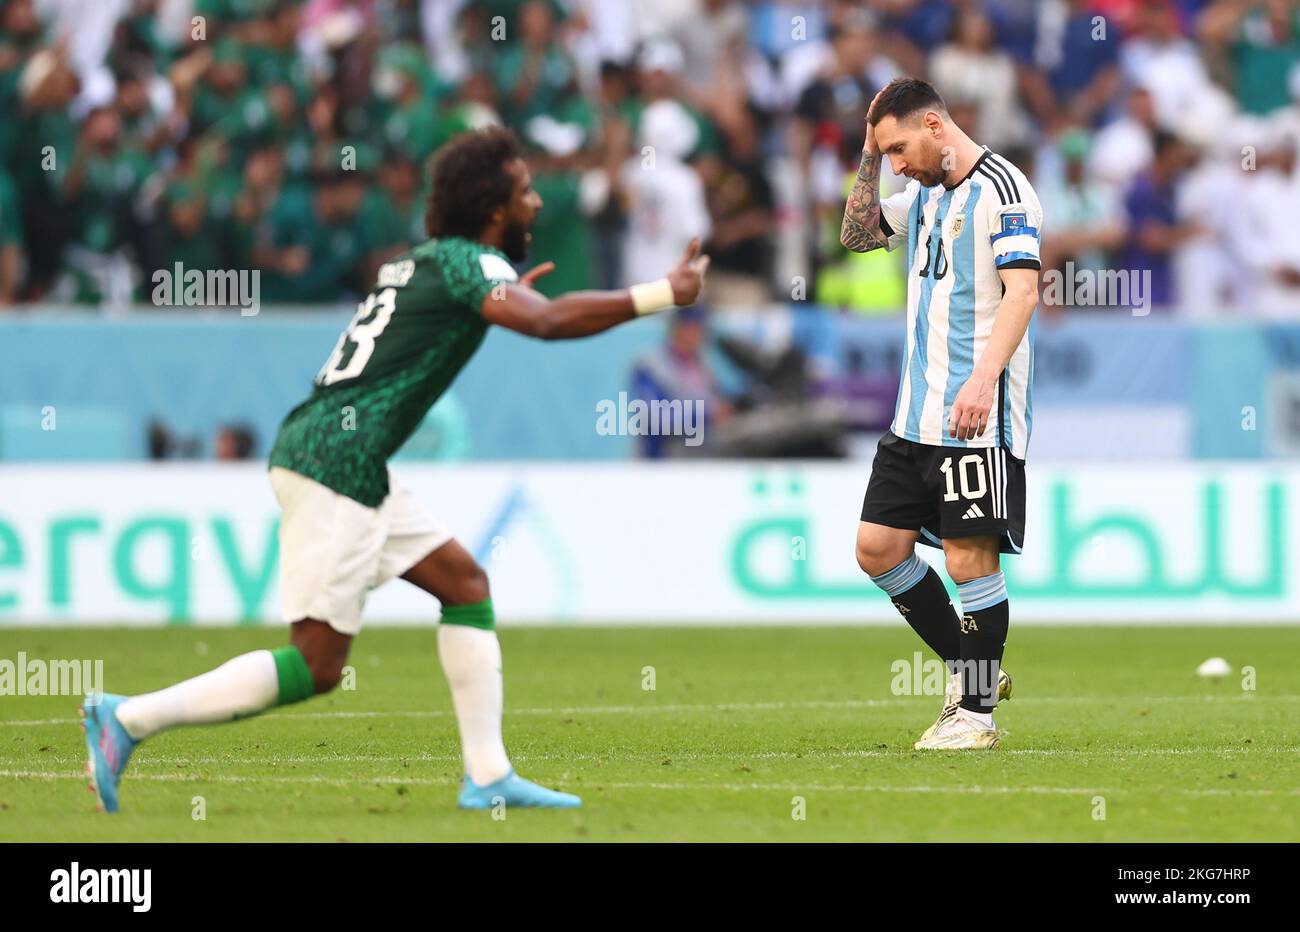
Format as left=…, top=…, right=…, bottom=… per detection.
left=1, top=626, right=1297, bottom=842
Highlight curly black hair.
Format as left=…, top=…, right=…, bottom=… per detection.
left=424, top=125, right=524, bottom=240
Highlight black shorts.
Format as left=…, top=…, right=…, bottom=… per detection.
left=860, top=432, right=1025, bottom=553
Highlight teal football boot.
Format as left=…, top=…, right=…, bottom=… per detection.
left=458, top=770, right=582, bottom=810
left=80, top=694, right=137, bottom=813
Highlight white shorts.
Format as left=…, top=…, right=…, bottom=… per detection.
left=270, top=466, right=454, bottom=635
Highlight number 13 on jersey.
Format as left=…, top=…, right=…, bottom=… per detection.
left=317, top=288, right=398, bottom=386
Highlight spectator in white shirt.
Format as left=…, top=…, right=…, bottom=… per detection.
left=1120, top=1, right=1217, bottom=133
left=618, top=97, right=712, bottom=288
left=1229, top=125, right=1300, bottom=317
left=1089, top=86, right=1157, bottom=196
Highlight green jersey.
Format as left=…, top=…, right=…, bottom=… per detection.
left=268, top=236, right=517, bottom=506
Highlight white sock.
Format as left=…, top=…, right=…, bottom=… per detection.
left=962, top=708, right=995, bottom=729
left=437, top=625, right=511, bottom=785
left=115, top=650, right=281, bottom=741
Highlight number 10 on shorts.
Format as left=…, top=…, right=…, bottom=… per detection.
left=939, top=454, right=987, bottom=502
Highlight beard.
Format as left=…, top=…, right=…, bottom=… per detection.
left=914, top=157, right=946, bottom=187
left=914, top=141, right=949, bottom=187
left=920, top=167, right=946, bottom=187
left=502, top=221, right=530, bottom=263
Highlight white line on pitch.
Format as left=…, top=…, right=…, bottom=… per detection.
left=1, top=769, right=1297, bottom=798
left=18, top=746, right=1300, bottom=768
left=4, top=693, right=1297, bottom=727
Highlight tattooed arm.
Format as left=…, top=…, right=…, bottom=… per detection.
left=840, top=89, right=890, bottom=253
left=839, top=149, right=889, bottom=253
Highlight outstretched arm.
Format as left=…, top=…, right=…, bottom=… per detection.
left=481, top=239, right=711, bottom=340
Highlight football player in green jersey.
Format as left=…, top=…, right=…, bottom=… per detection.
left=82, top=126, right=710, bottom=812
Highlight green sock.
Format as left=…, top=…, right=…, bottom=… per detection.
left=440, top=598, right=495, bottom=630
left=270, top=645, right=315, bottom=705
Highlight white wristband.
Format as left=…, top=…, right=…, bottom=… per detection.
left=629, top=279, right=676, bottom=316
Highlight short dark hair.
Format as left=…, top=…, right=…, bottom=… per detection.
left=867, top=77, right=947, bottom=127
left=424, top=125, right=524, bottom=239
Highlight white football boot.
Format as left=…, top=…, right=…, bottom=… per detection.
left=917, top=667, right=1012, bottom=744
left=914, top=707, right=1000, bottom=750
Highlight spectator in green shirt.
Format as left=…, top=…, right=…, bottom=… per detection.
left=114, top=70, right=173, bottom=155
left=373, top=145, right=428, bottom=253
left=519, top=95, right=600, bottom=297
left=255, top=167, right=373, bottom=304
left=376, top=44, right=461, bottom=165
left=1202, top=0, right=1300, bottom=115
left=242, top=1, right=309, bottom=91
left=160, top=133, right=226, bottom=275
left=218, top=79, right=301, bottom=168
left=61, top=106, right=155, bottom=302
left=192, top=39, right=257, bottom=134
left=9, top=48, right=79, bottom=297
left=214, top=143, right=286, bottom=271
left=491, top=0, right=578, bottom=127
left=0, top=0, right=43, bottom=172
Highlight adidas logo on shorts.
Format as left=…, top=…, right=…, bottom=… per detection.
left=962, top=503, right=985, bottom=520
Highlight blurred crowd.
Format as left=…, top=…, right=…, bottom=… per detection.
left=4, top=0, right=1300, bottom=316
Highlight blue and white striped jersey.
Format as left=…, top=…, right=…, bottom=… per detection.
left=878, top=148, right=1041, bottom=460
